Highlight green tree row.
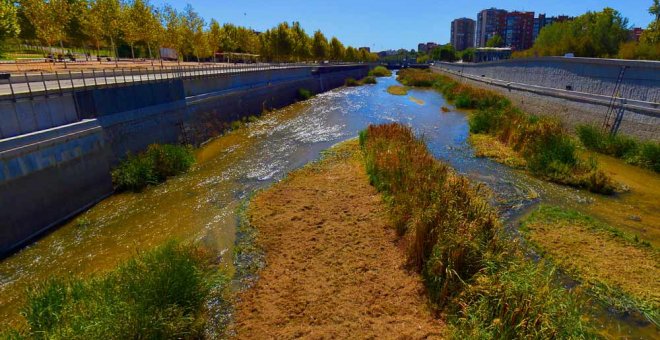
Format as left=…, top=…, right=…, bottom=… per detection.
left=0, top=0, right=378, bottom=62
left=515, top=3, right=660, bottom=60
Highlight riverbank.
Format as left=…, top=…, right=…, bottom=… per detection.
left=233, top=140, right=444, bottom=338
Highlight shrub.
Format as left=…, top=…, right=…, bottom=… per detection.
left=112, top=144, right=195, bottom=192
left=16, top=241, right=226, bottom=339
left=297, top=88, right=313, bottom=100
left=387, top=85, right=408, bottom=95
left=361, top=76, right=377, bottom=84
left=396, top=68, right=436, bottom=87
left=369, top=66, right=392, bottom=77
left=344, top=77, right=359, bottom=86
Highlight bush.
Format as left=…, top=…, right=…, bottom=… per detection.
left=344, top=77, right=359, bottom=86
left=361, top=76, right=377, bottom=84
left=15, top=241, right=226, bottom=339
left=112, top=144, right=195, bottom=192
left=368, top=66, right=392, bottom=77
left=297, top=88, right=313, bottom=100
left=396, top=68, right=436, bottom=87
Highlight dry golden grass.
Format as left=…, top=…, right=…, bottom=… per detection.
left=387, top=85, right=408, bottom=96
left=469, top=134, right=527, bottom=169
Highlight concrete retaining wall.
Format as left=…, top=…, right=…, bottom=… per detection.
left=0, top=65, right=369, bottom=257
left=436, top=57, right=660, bottom=103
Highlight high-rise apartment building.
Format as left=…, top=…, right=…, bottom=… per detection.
left=476, top=8, right=507, bottom=47
left=505, top=11, right=535, bottom=50
left=451, top=18, right=476, bottom=51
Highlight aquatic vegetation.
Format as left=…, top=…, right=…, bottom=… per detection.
left=112, top=144, right=195, bottom=192
left=344, top=77, right=359, bottom=86
left=297, top=88, right=313, bottom=100
left=360, top=123, right=594, bottom=338
left=361, top=75, right=377, bottom=84
left=576, top=124, right=660, bottom=173
left=396, top=68, right=615, bottom=194
left=386, top=85, right=408, bottom=95
left=368, top=66, right=392, bottom=77
left=521, top=205, right=659, bottom=326
left=8, top=241, right=228, bottom=338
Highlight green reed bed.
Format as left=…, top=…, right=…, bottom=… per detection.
left=3, top=241, right=228, bottom=339
left=368, top=65, right=392, bottom=77
left=112, top=144, right=195, bottom=192
left=396, top=68, right=616, bottom=194
left=360, top=123, right=594, bottom=339
left=576, top=124, right=660, bottom=173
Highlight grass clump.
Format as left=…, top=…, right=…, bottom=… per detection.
left=344, top=77, right=359, bottom=86
left=297, top=88, right=313, bottom=100
left=10, top=241, right=228, bottom=339
left=360, top=123, right=594, bottom=338
left=386, top=85, right=408, bottom=96
left=112, top=144, right=195, bottom=192
left=368, top=65, right=392, bottom=77
left=361, top=76, right=377, bottom=85
left=576, top=124, right=660, bottom=173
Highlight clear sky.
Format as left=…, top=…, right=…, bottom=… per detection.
left=154, top=0, right=655, bottom=51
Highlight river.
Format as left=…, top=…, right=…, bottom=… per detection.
left=0, top=73, right=657, bottom=338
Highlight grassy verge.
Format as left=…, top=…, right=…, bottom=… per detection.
left=576, top=124, right=660, bottom=173
left=397, top=68, right=616, bottom=195
left=360, top=123, right=594, bottom=338
left=387, top=85, right=407, bottom=95
left=3, top=241, right=229, bottom=338
left=111, top=144, right=195, bottom=192
left=521, top=205, right=659, bottom=327
left=368, top=65, right=392, bottom=77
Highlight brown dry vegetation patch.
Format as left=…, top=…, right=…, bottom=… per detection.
left=233, top=140, right=444, bottom=339
left=468, top=134, right=527, bottom=169
left=522, top=206, right=660, bottom=312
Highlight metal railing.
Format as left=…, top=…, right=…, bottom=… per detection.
left=0, top=62, right=365, bottom=101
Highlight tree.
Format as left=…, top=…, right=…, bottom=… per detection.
left=162, top=4, right=184, bottom=61
left=486, top=34, right=504, bottom=47
left=0, top=0, right=20, bottom=51
left=290, top=21, right=310, bottom=60
left=311, top=30, right=328, bottom=60
left=20, top=0, right=72, bottom=54
left=208, top=18, right=221, bottom=59
left=345, top=46, right=357, bottom=61
left=329, top=36, right=344, bottom=61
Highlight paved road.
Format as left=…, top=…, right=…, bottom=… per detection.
left=0, top=63, right=314, bottom=98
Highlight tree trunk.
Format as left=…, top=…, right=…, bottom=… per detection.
left=59, top=40, right=67, bottom=69
left=111, top=37, right=118, bottom=67
left=130, top=43, right=135, bottom=61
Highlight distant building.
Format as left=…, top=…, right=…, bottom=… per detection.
left=505, top=11, right=535, bottom=50
left=630, top=27, right=644, bottom=42
left=533, top=14, right=572, bottom=40
left=476, top=8, right=508, bottom=47
left=475, top=47, right=512, bottom=62
left=417, top=42, right=439, bottom=54
left=358, top=47, right=371, bottom=53
left=451, top=18, right=476, bottom=51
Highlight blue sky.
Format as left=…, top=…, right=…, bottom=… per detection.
left=154, top=0, right=655, bottom=51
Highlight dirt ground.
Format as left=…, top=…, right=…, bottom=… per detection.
left=233, top=140, right=444, bottom=339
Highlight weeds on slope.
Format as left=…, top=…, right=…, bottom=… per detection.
left=360, top=123, right=594, bottom=338
left=4, top=241, right=228, bottom=339
left=112, top=144, right=195, bottom=192
left=397, top=68, right=616, bottom=194
left=576, top=124, right=660, bottom=173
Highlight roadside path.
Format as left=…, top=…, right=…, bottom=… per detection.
left=234, top=141, right=443, bottom=338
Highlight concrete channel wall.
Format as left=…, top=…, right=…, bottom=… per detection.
left=0, top=65, right=369, bottom=257
left=435, top=57, right=660, bottom=103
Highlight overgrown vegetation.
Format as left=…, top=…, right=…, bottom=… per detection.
left=577, top=124, right=660, bottom=172
left=386, top=85, right=407, bottom=95
left=345, top=76, right=378, bottom=87
left=360, top=123, right=594, bottom=338
left=112, top=144, right=195, bottom=192
left=5, top=241, right=228, bottom=339
left=368, top=66, right=392, bottom=77
left=361, top=75, right=377, bottom=84
left=521, top=205, right=659, bottom=326
left=397, top=68, right=616, bottom=194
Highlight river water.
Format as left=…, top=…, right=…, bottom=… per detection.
left=0, top=74, right=657, bottom=338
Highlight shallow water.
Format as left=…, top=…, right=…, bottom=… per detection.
left=0, top=74, right=657, bottom=338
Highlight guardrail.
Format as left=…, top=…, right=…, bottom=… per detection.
left=0, top=62, right=366, bottom=101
